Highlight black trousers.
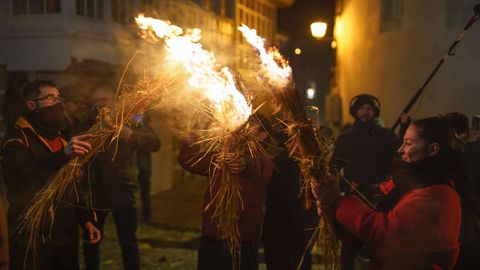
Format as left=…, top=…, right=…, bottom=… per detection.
left=82, top=208, right=140, bottom=270
left=263, top=241, right=312, bottom=270
left=197, top=236, right=259, bottom=270
left=341, top=243, right=360, bottom=270
left=138, top=169, right=151, bottom=220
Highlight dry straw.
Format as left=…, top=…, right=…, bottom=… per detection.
left=238, top=25, right=342, bottom=270
left=17, top=73, right=168, bottom=266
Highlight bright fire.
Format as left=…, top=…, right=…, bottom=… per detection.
left=135, top=14, right=252, bottom=131
left=237, top=24, right=292, bottom=88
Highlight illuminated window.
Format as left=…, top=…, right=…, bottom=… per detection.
left=226, top=0, right=234, bottom=18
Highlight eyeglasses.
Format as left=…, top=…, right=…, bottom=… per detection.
left=31, top=95, right=64, bottom=105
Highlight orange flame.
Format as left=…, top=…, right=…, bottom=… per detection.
left=237, top=24, right=292, bottom=88
left=135, top=14, right=252, bottom=131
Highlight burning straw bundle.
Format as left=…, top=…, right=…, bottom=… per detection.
left=239, top=25, right=341, bottom=270
left=135, top=14, right=264, bottom=267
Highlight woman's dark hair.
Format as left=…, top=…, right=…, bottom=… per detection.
left=446, top=112, right=470, bottom=140
left=413, top=113, right=470, bottom=152
left=413, top=117, right=450, bottom=153
left=413, top=117, right=451, bottom=151
left=411, top=113, right=475, bottom=188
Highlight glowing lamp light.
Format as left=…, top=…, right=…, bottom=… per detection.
left=310, top=22, right=327, bottom=39
left=306, top=88, right=316, bottom=99
left=331, top=40, right=337, bottom=49
left=294, top=48, right=302, bottom=55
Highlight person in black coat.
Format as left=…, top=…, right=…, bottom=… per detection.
left=1, top=80, right=100, bottom=270
left=331, top=94, right=405, bottom=270
left=134, top=112, right=160, bottom=221
left=81, top=86, right=160, bottom=270
left=262, top=149, right=319, bottom=270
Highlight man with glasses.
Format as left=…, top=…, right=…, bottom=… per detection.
left=1, top=80, right=101, bottom=270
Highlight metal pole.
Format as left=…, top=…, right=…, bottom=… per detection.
left=391, top=5, right=480, bottom=132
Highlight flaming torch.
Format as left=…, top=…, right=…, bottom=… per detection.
left=135, top=14, right=267, bottom=267
left=238, top=25, right=341, bottom=270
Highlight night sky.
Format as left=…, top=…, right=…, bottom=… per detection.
left=277, top=0, right=335, bottom=39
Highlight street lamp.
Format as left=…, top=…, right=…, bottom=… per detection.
left=306, top=88, right=316, bottom=99
left=310, top=21, right=327, bottom=39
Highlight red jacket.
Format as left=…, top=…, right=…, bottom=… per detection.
left=178, top=140, right=273, bottom=244
left=335, top=182, right=461, bottom=270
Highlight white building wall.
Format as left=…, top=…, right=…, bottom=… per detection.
left=335, top=0, right=480, bottom=126
left=3, top=0, right=137, bottom=71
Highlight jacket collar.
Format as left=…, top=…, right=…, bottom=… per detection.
left=15, top=117, right=67, bottom=152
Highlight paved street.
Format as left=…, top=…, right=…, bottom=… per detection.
left=79, top=178, right=325, bottom=269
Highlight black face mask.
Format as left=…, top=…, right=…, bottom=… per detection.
left=28, top=103, right=67, bottom=138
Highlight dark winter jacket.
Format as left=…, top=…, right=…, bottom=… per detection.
left=1, top=117, right=77, bottom=249
left=262, top=151, right=318, bottom=249
left=178, top=140, right=273, bottom=244
left=88, top=126, right=160, bottom=210
left=261, top=151, right=318, bottom=270
left=135, top=124, right=160, bottom=171
left=332, top=121, right=399, bottom=202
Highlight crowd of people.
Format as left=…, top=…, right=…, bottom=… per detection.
left=0, top=79, right=479, bottom=270
left=0, top=80, right=160, bottom=270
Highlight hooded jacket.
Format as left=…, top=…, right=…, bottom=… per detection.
left=1, top=116, right=79, bottom=269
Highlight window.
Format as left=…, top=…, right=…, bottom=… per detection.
left=13, top=0, right=61, bottom=15
left=30, top=1, right=45, bottom=14
left=13, top=1, right=27, bottom=15
left=140, top=0, right=154, bottom=10
left=87, top=0, right=94, bottom=17
left=213, top=0, right=221, bottom=15
left=76, top=0, right=104, bottom=19
left=127, top=0, right=134, bottom=22
left=226, top=0, right=234, bottom=18
left=76, top=0, right=85, bottom=15
left=97, top=0, right=104, bottom=19
left=446, top=0, right=477, bottom=26
left=111, top=0, right=132, bottom=24
left=111, top=0, right=118, bottom=21
left=45, top=0, right=61, bottom=13
left=380, top=0, right=404, bottom=32
left=119, top=0, right=127, bottom=23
